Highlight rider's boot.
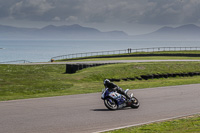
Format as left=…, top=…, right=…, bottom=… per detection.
left=124, top=89, right=129, bottom=95
left=122, top=90, right=131, bottom=100
left=117, top=88, right=131, bottom=100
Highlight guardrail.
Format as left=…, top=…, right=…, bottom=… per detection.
left=0, top=60, right=32, bottom=64
left=51, top=47, right=200, bottom=61
left=1, top=47, right=200, bottom=64
left=130, top=47, right=200, bottom=52
left=51, top=49, right=128, bottom=61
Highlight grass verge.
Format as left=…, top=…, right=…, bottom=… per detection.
left=60, top=56, right=200, bottom=62
left=1, top=61, right=200, bottom=101
left=105, top=115, right=200, bottom=133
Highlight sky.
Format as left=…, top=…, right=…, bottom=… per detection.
left=1, top=0, right=200, bottom=35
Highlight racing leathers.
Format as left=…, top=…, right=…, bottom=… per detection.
left=104, top=81, right=130, bottom=100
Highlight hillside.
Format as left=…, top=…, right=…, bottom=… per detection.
left=133, top=24, right=200, bottom=40
left=0, top=24, right=128, bottom=40
left=1, top=24, right=200, bottom=40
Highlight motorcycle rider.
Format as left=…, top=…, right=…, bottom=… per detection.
left=103, top=79, right=131, bottom=100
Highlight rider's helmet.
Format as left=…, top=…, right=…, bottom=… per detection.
left=104, top=79, right=110, bottom=87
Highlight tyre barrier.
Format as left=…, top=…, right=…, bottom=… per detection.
left=66, top=63, right=113, bottom=74
left=109, top=72, right=200, bottom=82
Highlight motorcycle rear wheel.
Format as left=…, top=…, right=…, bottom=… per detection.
left=131, top=97, right=140, bottom=108
left=104, top=98, right=118, bottom=110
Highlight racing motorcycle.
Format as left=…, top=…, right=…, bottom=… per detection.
left=101, top=88, right=140, bottom=110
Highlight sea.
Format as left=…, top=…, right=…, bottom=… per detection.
left=0, top=40, right=200, bottom=63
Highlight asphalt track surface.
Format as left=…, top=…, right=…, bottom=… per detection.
left=1, top=84, right=200, bottom=133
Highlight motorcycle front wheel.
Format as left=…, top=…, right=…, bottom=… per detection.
left=131, top=97, right=140, bottom=109
left=104, top=98, right=118, bottom=110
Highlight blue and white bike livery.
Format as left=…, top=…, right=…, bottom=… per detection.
left=101, top=88, right=140, bottom=110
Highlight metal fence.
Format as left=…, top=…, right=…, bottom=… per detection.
left=1, top=47, right=200, bottom=64
left=51, top=47, right=200, bottom=61
left=130, top=47, right=200, bottom=53
left=0, top=60, right=32, bottom=64
left=51, top=49, right=128, bottom=61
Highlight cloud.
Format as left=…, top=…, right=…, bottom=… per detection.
left=139, top=0, right=200, bottom=25
left=0, top=0, right=17, bottom=18
left=65, top=16, right=78, bottom=22
left=9, top=0, right=54, bottom=20
left=53, top=16, right=61, bottom=21
left=1, top=0, right=200, bottom=26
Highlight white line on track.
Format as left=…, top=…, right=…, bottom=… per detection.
left=94, top=112, right=200, bottom=133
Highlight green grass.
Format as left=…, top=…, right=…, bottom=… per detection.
left=80, top=62, right=200, bottom=80
left=1, top=61, right=200, bottom=101
left=105, top=115, right=200, bottom=133
left=61, top=56, right=200, bottom=62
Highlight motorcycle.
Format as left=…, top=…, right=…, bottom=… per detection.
left=101, top=88, right=140, bottom=110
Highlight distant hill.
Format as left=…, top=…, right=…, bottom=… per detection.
left=0, top=24, right=128, bottom=40
left=133, top=24, right=200, bottom=40
left=1, top=24, right=200, bottom=40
